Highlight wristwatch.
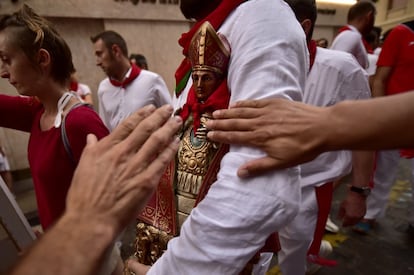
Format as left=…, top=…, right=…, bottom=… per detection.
left=349, top=185, right=371, bottom=196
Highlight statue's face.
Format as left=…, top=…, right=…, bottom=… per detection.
left=192, top=70, right=221, bottom=102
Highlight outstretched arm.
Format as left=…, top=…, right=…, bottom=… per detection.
left=207, top=92, right=414, bottom=176
left=10, top=105, right=182, bottom=275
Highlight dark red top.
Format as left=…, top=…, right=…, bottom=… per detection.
left=0, top=95, right=109, bottom=229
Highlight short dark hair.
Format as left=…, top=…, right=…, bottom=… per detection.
left=0, top=4, right=74, bottom=85
left=90, top=30, right=128, bottom=58
left=129, top=53, right=148, bottom=69
left=348, top=1, right=376, bottom=22
left=284, top=0, right=317, bottom=41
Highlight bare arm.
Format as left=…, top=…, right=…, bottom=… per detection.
left=206, top=92, right=414, bottom=176
left=83, top=94, right=94, bottom=105
left=371, top=66, right=392, bottom=97
left=337, top=150, right=374, bottom=226
left=9, top=105, right=181, bottom=275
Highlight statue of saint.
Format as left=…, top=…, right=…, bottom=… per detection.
left=133, top=21, right=231, bottom=265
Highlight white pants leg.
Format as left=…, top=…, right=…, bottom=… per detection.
left=278, top=185, right=317, bottom=275
left=252, top=252, right=274, bottom=275
left=365, top=150, right=400, bottom=220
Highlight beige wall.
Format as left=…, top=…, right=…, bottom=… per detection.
left=376, top=0, right=414, bottom=32
left=313, top=2, right=350, bottom=45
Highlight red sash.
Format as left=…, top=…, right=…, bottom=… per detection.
left=308, top=40, right=317, bottom=71
left=109, top=63, right=141, bottom=88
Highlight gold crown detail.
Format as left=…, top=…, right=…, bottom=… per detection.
left=188, top=21, right=231, bottom=76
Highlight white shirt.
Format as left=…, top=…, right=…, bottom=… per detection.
left=300, top=47, right=371, bottom=188
left=75, top=83, right=92, bottom=97
left=148, top=0, right=308, bottom=274
left=330, top=25, right=369, bottom=69
left=367, top=53, right=379, bottom=76
left=97, top=69, right=172, bottom=131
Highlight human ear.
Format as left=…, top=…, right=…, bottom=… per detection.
left=111, top=44, right=122, bottom=57
left=37, top=48, right=51, bottom=70
left=301, top=19, right=312, bottom=38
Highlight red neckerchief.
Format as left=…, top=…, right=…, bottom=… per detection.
left=179, top=80, right=230, bottom=131
left=174, top=0, right=245, bottom=96
left=308, top=40, right=317, bottom=71
left=109, top=63, right=141, bottom=88
left=69, top=81, right=78, bottom=92
left=337, top=25, right=373, bottom=54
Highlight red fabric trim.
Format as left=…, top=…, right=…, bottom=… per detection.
left=179, top=80, right=230, bottom=131
left=308, top=40, right=317, bottom=71
left=400, top=149, right=414, bottom=159
left=138, top=160, right=177, bottom=235
left=109, top=63, right=141, bottom=88
left=307, top=182, right=333, bottom=257
left=69, top=81, right=78, bottom=92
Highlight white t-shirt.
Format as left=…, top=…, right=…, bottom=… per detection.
left=74, top=83, right=92, bottom=98
left=331, top=25, right=369, bottom=69
left=367, top=53, right=379, bottom=76
left=97, top=69, right=172, bottom=132
left=300, top=47, right=371, bottom=188
left=148, top=0, right=308, bottom=274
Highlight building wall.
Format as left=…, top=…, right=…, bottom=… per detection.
left=376, top=0, right=414, bottom=32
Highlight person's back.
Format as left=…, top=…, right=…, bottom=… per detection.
left=301, top=47, right=370, bottom=185
left=276, top=1, right=372, bottom=274
left=330, top=1, right=376, bottom=69
left=331, top=28, right=367, bottom=67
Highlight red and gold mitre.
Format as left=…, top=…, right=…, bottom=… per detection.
left=188, top=21, right=230, bottom=76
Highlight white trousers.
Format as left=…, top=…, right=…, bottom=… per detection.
left=278, top=185, right=317, bottom=275
left=365, top=150, right=414, bottom=226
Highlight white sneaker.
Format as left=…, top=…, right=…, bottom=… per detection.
left=325, top=216, right=339, bottom=233
left=306, top=241, right=335, bottom=275
left=319, top=240, right=333, bottom=257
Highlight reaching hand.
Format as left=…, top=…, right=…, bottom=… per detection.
left=65, top=104, right=182, bottom=236
left=337, top=191, right=367, bottom=227
left=206, top=99, right=327, bottom=177
left=125, top=258, right=150, bottom=275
